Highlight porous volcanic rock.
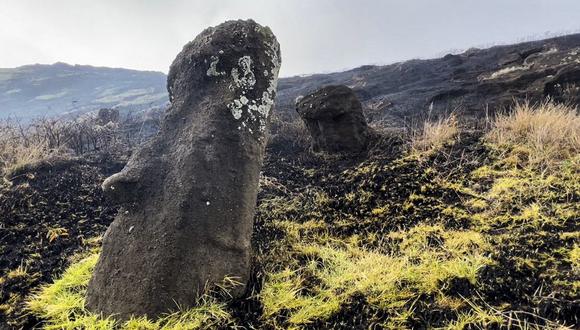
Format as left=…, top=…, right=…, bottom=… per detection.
left=85, top=19, right=281, bottom=320
left=296, top=85, right=370, bottom=152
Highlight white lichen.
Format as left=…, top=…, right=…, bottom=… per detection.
left=230, top=56, right=256, bottom=90
left=229, top=99, right=243, bottom=119
left=206, top=56, right=225, bottom=77
left=226, top=36, right=281, bottom=137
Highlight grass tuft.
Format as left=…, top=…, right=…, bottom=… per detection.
left=486, top=100, right=580, bottom=169
left=260, top=224, right=491, bottom=327
left=411, top=114, right=458, bottom=156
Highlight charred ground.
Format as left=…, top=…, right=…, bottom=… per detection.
left=3, top=116, right=577, bottom=328
left=0, top=158, right=122, bottom=328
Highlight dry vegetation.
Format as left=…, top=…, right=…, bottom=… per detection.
left=0, top=120, right=63, bottom=176
left=267, top=111, right=311, bottom=153
left=0, top=112, right=160, bottom=177
left=15, top=101, right=580, bottom=329
left=486, top=100, right=579, bottom=168
left=411, top=114, right=459, bottom=156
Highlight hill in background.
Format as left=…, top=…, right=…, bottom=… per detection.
left=1, top=33, right=579, bottom=125
left=0, top=63, right=168, bottom=121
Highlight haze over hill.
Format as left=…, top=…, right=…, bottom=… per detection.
left=0, top=63, right=167, bottom=120
left=1, top=33, right=579, bottom=123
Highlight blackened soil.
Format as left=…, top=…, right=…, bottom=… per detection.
left=0, top=158, right=121, bottom=329
left=249, top=134, right=484, bottom=328
left=1, top=131, right=577, bottom=329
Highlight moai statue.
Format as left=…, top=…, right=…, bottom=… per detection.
left=85, top=19, right=281, bottom=320
left=296, top=85, right=371, bottom=153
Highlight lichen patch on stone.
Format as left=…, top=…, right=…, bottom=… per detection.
left=226, top=35, right=280, bottom=137
left=230, top=56, right=256, bottom=90
left=206, top=56, right=226, bottom=77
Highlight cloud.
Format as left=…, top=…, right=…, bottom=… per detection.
left=0, top=0, right=579, bottom=76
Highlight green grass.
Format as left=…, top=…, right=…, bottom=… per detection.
left=260, top=225, right=491, bottom=328
left=27, top=253, right=232, bottom=330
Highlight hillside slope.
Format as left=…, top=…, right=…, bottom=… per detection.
left=1, top=34, right=579, bottom=123
left=0, top=63, right=168, bottom=120
left=7, top=102, right=578, bottom=329
left=0, top=34, right=580, bottom=126
left=276, top=33, right=580, bottom=125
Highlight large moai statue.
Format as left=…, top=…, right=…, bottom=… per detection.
left=85, top=20, right=281, bottom=320
left=296, top=85, right=371, bottom=153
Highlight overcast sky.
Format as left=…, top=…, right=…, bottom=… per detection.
left=1, top=0, right=579, bottom=77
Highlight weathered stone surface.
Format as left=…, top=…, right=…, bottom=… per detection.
left=85, top=19, right=281, bottom=320
left=296, top=85, right=370, bottom=152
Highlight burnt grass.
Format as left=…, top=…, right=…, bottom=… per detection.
left=0, top=157, right=122, bottom=329
left=1, top=132, right=578, bottom=328
left=248, top=131, right=578, bottom=329
left=245, top=133, right=488, bottom=329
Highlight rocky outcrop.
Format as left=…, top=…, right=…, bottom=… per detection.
left=276, top=34, right=580, bottom=126
left=296, top=85, right=370, bottom=152
left=85, top=19, right=281, bottom=320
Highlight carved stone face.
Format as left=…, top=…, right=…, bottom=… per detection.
left=166, top=20, right=280, bottom=139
